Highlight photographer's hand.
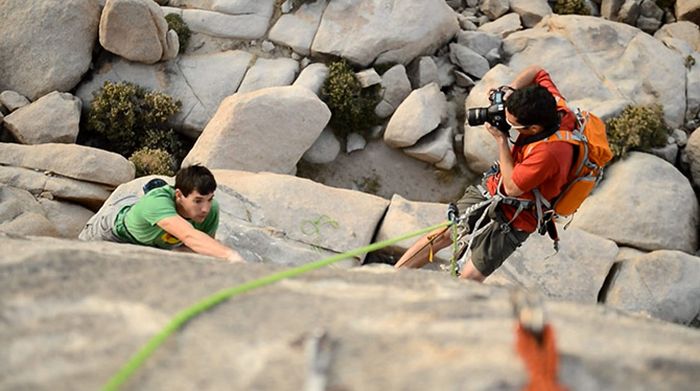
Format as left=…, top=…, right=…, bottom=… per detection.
left=485, top=122, right=524, bottom=197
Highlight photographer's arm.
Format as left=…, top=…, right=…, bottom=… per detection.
left=508, top=65, right=544, bottom=90
left=157, top=215, right=245, bottom=263
left=484, top=123, right=525, bottom=197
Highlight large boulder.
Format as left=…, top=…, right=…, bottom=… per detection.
left=2, top=234, right=700, bottom=390
left=374, top=64, right=412, bottom=119
left=489, top=226, right=619, bottom=303
left=0, top=0, right=100, bottom=100
left=177, top=0, right=275, bottom=40
left=183, top=86, right=331, bottom=174
left=604, top=250, right=700, bottom=325
left=268, top=0, right=328, bottom=55
left=237, top=58, right=299, bottom=93
left=503, top=15, right=687, bottom=128
left=571, top=152, right=698, bottom=253
left=384, top=83, right=448, bottom=148
left=654, top=21, right=700, bottom=52
left=0, top=143, right=135, bottom=187
left=3, top=91, right=81, bottom=144
left=0, top=185, right=59, bottom=238
left=75, top=51, right=253, bottom=137
left=311, top=0, right=459, bottom=67
left=99, top=0, right=178, bottom=64
left=293, top=63, right=329, bottom=97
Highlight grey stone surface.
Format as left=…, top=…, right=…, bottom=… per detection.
left=3, top=91, right=81, bottom=144
left=509, top=0, right=552, bottom=28
left=0, top=143, right=134, bottom=187
left=654, top=21, right=700, bottom=52
left=384, top=83, right=448, bottom=148
left=293, top=63, right=329, bottom=96
left=572, top=152, right=698, bottom=253
left=269, top=0, right=328, bottom=55
left=478, top=13, right=523, bottom=38
left=0, top=185, right=59, bottom=238
left=237, top=57, right=299, bottom=94
left=183, top=86, right=330, bottom=174
left=404, top=127, right=454, bottom=165
left=311, top=0, right=459, bottom=66
left=1, top=235, right=700, bottom=390
left=456, top=30, right=502, bottom=57
left=407, top=56, right=440, bottom=89
left=449, top=43, right=490, bottom=79
left=302, top=127, right=340, bottom=164
left=604, top=250, right=700, bottom=325
left=0, top=0, right=100, bottom=100
left=38, top=198, right=94, bottom=239
left=0, top=90, right=30, bottom=112
left=374, top=65, right=411, bottom=119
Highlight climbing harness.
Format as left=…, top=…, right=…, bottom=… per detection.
left=511, top=289, right=567, bottom=391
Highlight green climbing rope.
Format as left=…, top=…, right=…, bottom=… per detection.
left=103, top=220, right=452, bottom=391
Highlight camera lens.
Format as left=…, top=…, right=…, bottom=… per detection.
left=467, top=108, right=488, bottom=126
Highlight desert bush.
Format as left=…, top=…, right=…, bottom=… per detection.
left=87, top=81, right=181, bottom=157
left=606, top=104, right=670, bottom=159
left=129, top=148, right=175, bottom=177
left=552, top=0, right=590, bottom=15
left=165, top=13, right=190, bottom=54
left=321, top=60, right=381, bottom=138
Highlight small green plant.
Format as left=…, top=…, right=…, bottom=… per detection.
left=686, top=55, right=696, bottom=69
left=87, top=81, right=181, bottom=157
left=353, top=174, right=381, bottom=195
left=129, top=148, right=175, bottom=177
left=165, top=13, right=191, bottom=54
left=606, top=104, right=670, bottom=159
left=552, top=0, right=591, bottom=15
left=321, top=60, right=381, bottom=138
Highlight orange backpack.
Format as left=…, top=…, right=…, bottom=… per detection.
left=524, top=109, right=613, bottom=219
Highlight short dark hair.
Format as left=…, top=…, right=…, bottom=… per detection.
left=175, top=165, right=217, bottom=196
left=506, top=85, right=559, bottom=131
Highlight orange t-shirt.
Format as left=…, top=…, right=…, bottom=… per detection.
left=485, top=70, right=575, bottom=233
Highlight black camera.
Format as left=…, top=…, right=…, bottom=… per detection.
left=466, top=88, right=510, bottom=133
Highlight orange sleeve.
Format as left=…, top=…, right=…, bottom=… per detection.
left=533, top=69, right=565, bottom=101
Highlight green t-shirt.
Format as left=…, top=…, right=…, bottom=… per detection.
left=113, top=186, right=219, bottom=249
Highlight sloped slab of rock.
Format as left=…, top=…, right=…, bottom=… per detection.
left=38, top=199, right=94, bottom=239
left=4, top=91, right=81, bottom=144
left=374, top=64, right=411, bottom=119
left=237, top=58, right=299, bottom=93
left=571, top=152, right=698, bottom=253
left=0, top=0, right=100, bottom=100
left=302, top=127, right=340, bottom=164
left=213, top=170, right=389, bottom=259
left=269, top=0, right=328, bottom=55
left=2, top=235, right=700, bottom=390
left=604, top=250, right=700, bottom=325
left=0, top=166, right=112, bottom=210
left=384, top=83, right=447, bottom=148
left=654, top=21, right=700, bottom=52
left=503, top=15, right=686, bottom=127
left=75, top=51, right=253, bottom=136
left=311, top=0, right=459, bottom=66
left=489, top=226, right=619, bottom=303
left=0, top=143, right=134, bottom=187
left=404, top=127, right=454, bottom=164
left=0, top=186, right=59, bottom=238
left=183, top=86, right=330, bottom=174
left=0, top=90, right=30, bottom=112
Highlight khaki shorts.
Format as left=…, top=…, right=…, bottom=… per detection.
left=78, top=196, right=138, bottom=243
left=455, top=186, right=529, bottom=276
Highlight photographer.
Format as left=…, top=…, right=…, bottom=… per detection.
left=395, top=65, right=576, bottom=281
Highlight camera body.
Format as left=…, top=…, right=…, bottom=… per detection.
left=466, top=88, right=510, bottom=133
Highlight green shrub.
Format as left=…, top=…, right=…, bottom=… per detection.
left=606, top=104, right=670, bottom=159
left=129, top=148, right=175, bottom=177
left=165, top=13, right=191, bottom=54
left=321, top=60, right=381, bottom=138
left=140, top=128, right=185, bottom=160
left=552, top=0, right=591, bottom=15
left=87, top=81, right=181, bottom=157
